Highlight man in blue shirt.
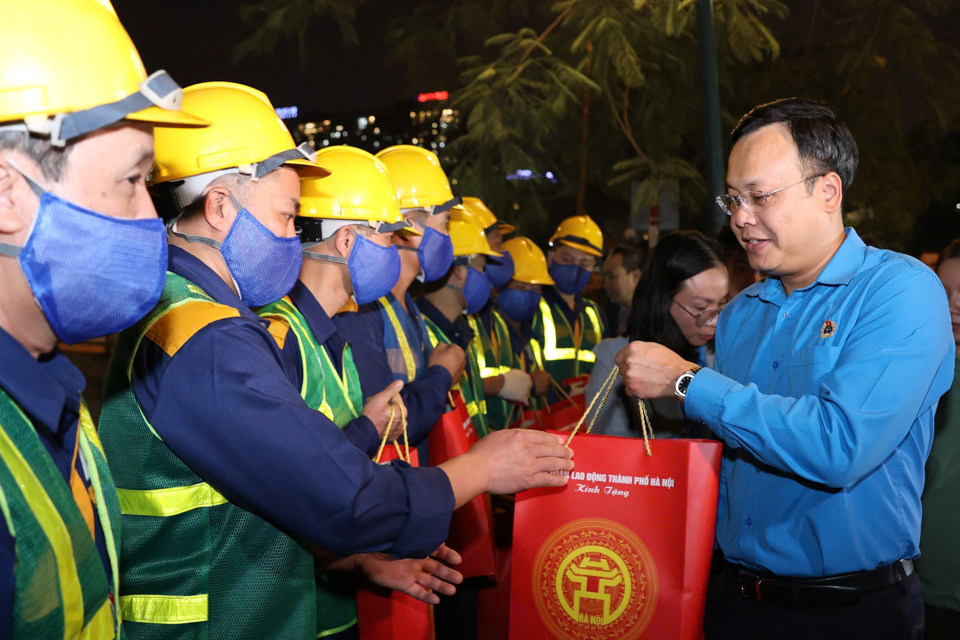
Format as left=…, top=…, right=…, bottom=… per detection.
left=0, top=3, right=206, bottom=638
left=614, top=98, right=953, bottom=639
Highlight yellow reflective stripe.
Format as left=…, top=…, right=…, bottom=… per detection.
left=117, top=483, right=228, bottom=517
left=120, top=594, right=208, bottom=625
left=539, top=298, right=598, bottom=363
left=78, top=410, right=121, bottom=632
left=425, top=326, right=439, bottom=349
left=465, top=401, right=480, bottom=417
left=318, top=617, right=358, bottom=637
left=317, top=346, right=359, bottom=418
left=465, top=316, right=492, bottom=376
left=81, top=599, right=115, bottom=639
left=528, top=339, right=545, bottom=370
left=381, top=297, right=417, bottom=383
left=0, top=407, right=85, bottom=638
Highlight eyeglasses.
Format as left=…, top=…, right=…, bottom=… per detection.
left=715, top=174, right=824, bottom=216
left=672, top=299, right=724, bottom=328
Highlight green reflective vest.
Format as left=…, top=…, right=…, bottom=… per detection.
left=531, top=296, right=604, bottom=383
left=468, top=312, right=514, bottom=430
left=0, top=392, right=121, bottom=640
left=259, top=296, right=363, bottom=639
left=423, top=318, right=489, bottom=438
left=99, top=273, right=316, bottom=640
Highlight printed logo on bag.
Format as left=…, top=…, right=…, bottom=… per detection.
left=820, top=320, right=837, bottom=339
left=532, top=518, right=658, bottom=640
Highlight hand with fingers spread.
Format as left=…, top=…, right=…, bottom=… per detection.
left=438, top=429, right=574, bottom=508
left=357, top=545, right=464, bottom=605
left=362, top=380, right=405, bottom=441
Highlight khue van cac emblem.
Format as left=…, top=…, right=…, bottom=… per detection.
left=532, top=518, right=658, bottom=639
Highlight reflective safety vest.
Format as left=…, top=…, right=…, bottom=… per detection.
left=0, top=392, right=121, bottom=639
left=468, top=311, right=513, bottom=430
left=531, top=296, right=604, bottom=382
left=423, top=318, right=489, bottom=438
left=99, top=273, right=316, bottom=640
left=258, top=296, right=363, bottom=639
left=378, top=294, right=431, bottom=383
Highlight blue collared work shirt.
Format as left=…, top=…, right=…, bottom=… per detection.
left=129, top=247, right=454, bottom=559
left=0, top=327, right=112, bottom=640
left=685, top=229, right=955, bottom=577
left=335, top=294, right=451, bottom=446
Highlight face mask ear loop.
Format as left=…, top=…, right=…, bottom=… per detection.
left=5, top=159, right=46, bottom=198
left=1, top=159, right=50, bottom=256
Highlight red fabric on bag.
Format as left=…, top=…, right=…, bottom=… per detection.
left=510, top=432, right=722, bottom=640
left=359, top=447, right=434, bottom=639
left=536, top=395, right=587, bottom=432
left=427, top=390, right=497, bottom=579
left=508, top=408, right=545, bottom=430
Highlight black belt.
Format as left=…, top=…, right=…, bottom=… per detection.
left=728, top=559, right=915, bottom=608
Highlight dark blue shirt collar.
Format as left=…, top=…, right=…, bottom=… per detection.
left=416, top=297, right=474, bottom=349
left=544, top=286, right=587, bottom=325
left=287, top=279, right=339, bottom=346
left=0, top=325, right=84, bottom=437
left=753, top=228, right=865, bottom=305
left=168, top=245, right=261, bottom=322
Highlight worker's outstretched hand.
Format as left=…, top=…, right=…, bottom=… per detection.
left=358, top=545, right=463, bottom=605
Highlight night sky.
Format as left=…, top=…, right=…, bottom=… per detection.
left=113, top=0, right=432, bottom=115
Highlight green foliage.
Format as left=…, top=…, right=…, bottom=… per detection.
left=232, top=0, right=364, bottom=68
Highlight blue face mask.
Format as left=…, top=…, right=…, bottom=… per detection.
left=0, top=162, right=167, bottom=345
left=173, top=193, right=302, bottom=307
left=304, top=231, right=401, bottom=306
left=498, top=287, right=541, bottom=322
left=415, top=226, right=454, bottom=282
left=484, top=252, right=515, bottom=290
left=446, top=265, right=491, bottom=315
left=549, top=262, right=592, bottom=295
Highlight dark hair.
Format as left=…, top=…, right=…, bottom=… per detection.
left=731, top=98, right=859, bottom=198
left=0, top=132, right=73, bottom=182
left=627, top=230, right=725, bottom=362
left=610, top=246, right=646, bottom=273
left=937, top=238, right=960, bottom=270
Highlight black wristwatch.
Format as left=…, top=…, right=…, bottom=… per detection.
left=674, top=367, right=702, bottom=402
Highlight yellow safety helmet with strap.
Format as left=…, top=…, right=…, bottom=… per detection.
left=297, top=146, right=411, bottom=242
left=449, top=206, right=502, bottom=258
left=548, top=215, right=603, bottom=257
left=376, top=145, right=457, bottom=211
left=0, top=0, right=207, bottom=146
left=149, top=82, right=328, bottom=211
left=503, top=236, right=554, bottom=285
left=462, top=197, right=515, bottom=235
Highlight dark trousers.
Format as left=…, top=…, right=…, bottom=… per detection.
left=705, top=566, right=925, bottom=640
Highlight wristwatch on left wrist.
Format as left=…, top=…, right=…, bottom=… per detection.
left=674, top=366, right=702, bottom=402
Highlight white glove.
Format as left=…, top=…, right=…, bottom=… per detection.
left=498, top=369, right=533, bottom=404
left=568, top=380, right=588, bottom=396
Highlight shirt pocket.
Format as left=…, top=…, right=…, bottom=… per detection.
left=787, top=345, right=842, bottom=388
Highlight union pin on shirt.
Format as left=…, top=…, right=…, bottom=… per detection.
left=820, top=320, right=837, bottom=339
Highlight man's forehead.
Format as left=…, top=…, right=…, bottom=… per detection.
left=727, top=122, right=801, bottom=187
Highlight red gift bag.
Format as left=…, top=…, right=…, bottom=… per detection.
left=359, top=439, right=435, bottom=639
left=427, top=390, right=497, bottom=579
left=508, top=407, right=545, bottom=430
left=535, top=395, right=587, bottom=433
left=510, top=432, right=722, bottom=640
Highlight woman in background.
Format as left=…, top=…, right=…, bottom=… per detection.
left=586, top=230, right=729, bottom=438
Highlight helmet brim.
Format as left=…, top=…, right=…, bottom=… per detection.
left=498, top=222, right=516, bottom=234
left=126, top=105, right=210, bottom=128
left=286, top=157, right=332, bottom=179
left=557, top=238, right=602, bottom=257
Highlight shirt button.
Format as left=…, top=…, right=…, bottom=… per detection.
left=772, top=361, right=779, bottom=369
left=783, top=311, right=791, bottom=319
left=745, top=517, right=753, bottom=526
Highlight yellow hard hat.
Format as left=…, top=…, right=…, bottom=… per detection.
left=503, top=236, right=554, bottom=285
left=376, top=145, right=456, bottom=210
left=462, top=196, right=516, bottom=235
left=548, top=215, right=603, bottom=257
left=0, top=0, right=207, bottom=145
left=297, top=146, right=410, bottom=241
left=149, top=82, right=328, bottom=209
left=449, top=206, right=502, bottom=258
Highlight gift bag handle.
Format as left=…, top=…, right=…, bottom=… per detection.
left=374, top=397, right=411, bottom=463
left=549, top=378, right=582, bottom=413
left=565, top=366, right=654, bottom=456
